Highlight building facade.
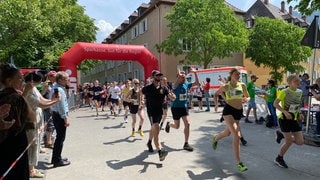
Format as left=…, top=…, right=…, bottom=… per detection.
left=80, top=0, right=319, bottom=88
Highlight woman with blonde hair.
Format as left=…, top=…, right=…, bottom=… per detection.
left=212, top=68, right=249, bottom=172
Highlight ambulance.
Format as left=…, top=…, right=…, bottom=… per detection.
left=186, top=66, right=248, bottom=104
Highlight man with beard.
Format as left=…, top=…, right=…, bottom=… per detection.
left=165, top=68, right=199, bottom=151
left=142, top=70, right=176, bottom=161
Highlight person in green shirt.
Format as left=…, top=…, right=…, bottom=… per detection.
left=265, top=79, right=278, bottom=127
left=244, top=75, right=262, bottom=124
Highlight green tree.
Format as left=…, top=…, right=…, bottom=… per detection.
left=0, top=0, right=98, bottom=70
left=287, top=0, right=320, bottom=15
left=246, top=17, right=312, bottom=83
left=157, top=0, right=249, bottom=68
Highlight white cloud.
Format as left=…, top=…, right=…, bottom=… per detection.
left=95, top=19, right=115, bottom=43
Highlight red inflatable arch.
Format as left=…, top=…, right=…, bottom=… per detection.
left=59, top=42, right=159, bottom=89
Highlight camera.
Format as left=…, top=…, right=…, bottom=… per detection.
left=306, top=84, right=319, bottom=90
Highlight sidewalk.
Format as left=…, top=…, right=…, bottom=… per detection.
left=33, top=107, right=320, bottom=180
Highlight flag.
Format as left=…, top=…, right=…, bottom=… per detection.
left=301, top=15, right=320, bottom=49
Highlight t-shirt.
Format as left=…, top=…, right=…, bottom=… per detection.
left=172, top=82, right=192, bottom=108
left=277, top=88, right=302, bottom=120
left=266, top=87, right=277, bottom=103
left=142, top=84, right=169, bottom=116
left=109, top=86, right=121, bottom=99
left=246, top=81, right=255, bottom=99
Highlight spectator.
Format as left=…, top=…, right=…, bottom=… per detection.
left=244, top=75, right=262, bottom=124
left=298, top=73, right=310, bottom=107
left=203, top=77, right=211, bottom=112
left=0, top=63, right=36, bottom=179
left=50, top=71, right=71, bottom=167
left=24, top=71, right=58, bottom=177
left=264, top=79, right=278, bottom=127
left=310, top=78, right=320, bottom=136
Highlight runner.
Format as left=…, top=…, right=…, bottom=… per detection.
left=212, top=68, right=249, bottom=172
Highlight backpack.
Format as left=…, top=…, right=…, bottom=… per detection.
left=265, top=115, right=274, bottom=128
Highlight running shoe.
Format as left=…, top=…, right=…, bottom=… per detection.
left=275, top=130, right=284, bottom=144
left=240, top=137, right=247, bottom=146
left=274, top=156, right=288, bottom=168
left=147, top=141, right=154, bottom=152
left=183, top=143, right=194, bottom=152
left=237, top=162, right=248, bottom=172
left=212, top=135, right=218, bottom=150
left=131, top=131, right=135, bottom=137
left=159, top=150, right=168, bottom=161
left=165, top=122, right=170, bottom=133
left=138, top=129, right=144, bottom=137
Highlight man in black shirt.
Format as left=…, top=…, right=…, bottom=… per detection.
left=142, top=70, right=176, bottom=161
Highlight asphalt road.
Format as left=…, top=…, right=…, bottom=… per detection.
left=32, top=106, right=320, bottom=180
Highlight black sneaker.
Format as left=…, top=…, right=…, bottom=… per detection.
left=245, top=118, right=253, bottom=123
left=275, top=130, right=284, bottom=144
left=274, top=156, right=288, bottom=168
left=220, top=116, right=224, bottom=122
left=159, top=122, right=163, bottom=130
left=183, top=143, right=194, bottom=152
left=240, top=137, right=247, bottom=146
left=165, top=122, right=170, bottom=133
left=147, top=141, right=154, bottom=152
left=159, top=150, right=168, bottom=161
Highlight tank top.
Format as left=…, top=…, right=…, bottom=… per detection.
left=225, top=82, right=244, bottom=101
left=130, top=89, right=139, bottom=105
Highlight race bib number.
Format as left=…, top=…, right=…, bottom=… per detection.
left=95, top=92, right=100, bottom=96
left=133, top=99, right=139, bottom=105
left=179, top=94, right=187, bottom=101
left=288, top=104, right=300, bottom=113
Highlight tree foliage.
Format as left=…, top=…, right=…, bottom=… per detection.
left=287, top=0, right=320, bottom=15
left=0, top=0, right=98, bottom=71
left=246, top=17, right=312, bottom=83
left=157, top=0, right=249, bottom=68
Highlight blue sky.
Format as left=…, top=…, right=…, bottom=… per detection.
left=77, top=0, right=298, bottom=43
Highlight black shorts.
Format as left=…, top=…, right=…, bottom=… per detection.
left=92, top=95, right=101, bottom=101
left=222, top=104, right=243, bottom=120
left=129, top=104, right=139, bottom=114
left=279, top=113, right=302, bottom=132
left=148, top=114, right=162, bottom=125
left=171, top=107, right=189, bottom=120
left=123, top=101, right=131, bottom=107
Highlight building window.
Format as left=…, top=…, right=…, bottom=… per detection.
left=180, top=39, right=192, bottom=52
left=131, top=25, right=139, bottom=39
left=139, top=19, right=148, bottom=34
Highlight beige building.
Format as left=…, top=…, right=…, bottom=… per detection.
left=80, top=0, right=320, bottom=88
left=80, top=0, right=247, bottom=84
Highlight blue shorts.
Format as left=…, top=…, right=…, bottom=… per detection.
left=248, top=99, right=256, bottom=109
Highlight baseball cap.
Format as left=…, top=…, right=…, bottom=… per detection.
left=48, top=71, right=57, bottom=77
left=152, top=70, right=163, bottom=76
left=251, top=75, right=258, bottom=79
left=267, top=79, right=275, bottom=84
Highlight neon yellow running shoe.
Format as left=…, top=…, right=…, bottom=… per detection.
left=212, top=135, right=218, bottom=150
left=237, top=162, right=248, bottom=172
left=138, top=129, right=144, bottom=137
left=131, top=131, right=136, bottom=137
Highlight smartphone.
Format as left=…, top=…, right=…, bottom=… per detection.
left=54, top=88, right=59, bottom=98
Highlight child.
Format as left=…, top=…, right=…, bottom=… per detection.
left=273, top=75, right=304, bottom=168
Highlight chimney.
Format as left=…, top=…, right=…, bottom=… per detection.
left=264, top=0, right=269, bottom=4
left=289, top=6, right=293, bottom=15
left=302, top=15, right=306, bottom=22
left=281, top=1, right=285, bottom=13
